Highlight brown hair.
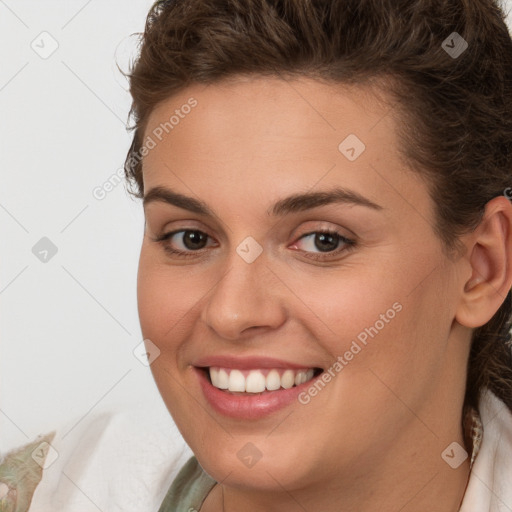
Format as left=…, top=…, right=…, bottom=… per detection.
left=123, top=0, right=512, bottom=431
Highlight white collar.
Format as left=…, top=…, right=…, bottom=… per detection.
left=460, top=388, right=512, bottom=511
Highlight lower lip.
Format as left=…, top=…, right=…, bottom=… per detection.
left=195, top=368, right=318, bottom=420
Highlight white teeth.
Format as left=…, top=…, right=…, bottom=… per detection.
left=281, top=369, right=295, bottom=389
left=295, top=370, right=307, bottom=386
left=210, top=367, right=220, bottom=388
left=245, top=371, right=266, bottom=393
left=217, top=368, right=229, bottom=389
left=228, top=369, right=245, bottom=392
left=266, top=369, right=281, bottom=391
left=208, top=367, right=318, bottom=393
left=208, top=367, right=229, bottom=389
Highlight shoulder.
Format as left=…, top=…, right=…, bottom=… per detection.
left=3, top=399, right=192, bottom=512
left=157, top=456, right=217, bottom=512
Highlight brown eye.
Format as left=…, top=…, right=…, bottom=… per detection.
left=154, top=229, right=214, bottom=258
left=291, top=229, right=356, bottom=261
left=180, top=230, right=208, bottom=250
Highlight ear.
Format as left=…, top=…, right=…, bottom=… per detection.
left=456, top=195, right=512, bottom=328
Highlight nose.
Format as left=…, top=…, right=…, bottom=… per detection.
left=200, top=249, right=287, bottom=341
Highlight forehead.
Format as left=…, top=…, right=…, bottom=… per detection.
left=144, top=76, right=392, bottom=150
left=141, top=76, right=430, bottom=221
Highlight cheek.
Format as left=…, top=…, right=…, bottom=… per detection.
left=136, top=251, right=201, bottom=348
left=287, top=263, right=405, bottom=355
left=289, top=253, right=452, bottom=395
left=136, top=256, right=199, bottom=417
left=136, top=266, right=169, bottom=344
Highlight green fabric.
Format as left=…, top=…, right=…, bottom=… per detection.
left=158, top=456, right=217, bottom=512
left=0, top=431, right=56, bottom=512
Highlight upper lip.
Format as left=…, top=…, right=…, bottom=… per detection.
left=193, top=355, right=321, bottom=370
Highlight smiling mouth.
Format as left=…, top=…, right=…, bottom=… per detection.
left=200, top=366, right=324, bottom=394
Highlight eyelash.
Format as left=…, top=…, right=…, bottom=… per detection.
left=153, top=228, right=356, bottom=262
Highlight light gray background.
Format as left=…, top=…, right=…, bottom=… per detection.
left=1, top=0, right=512, bottom=452
left=0, top=0, right=157, bottom=452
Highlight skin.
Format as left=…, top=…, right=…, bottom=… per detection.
left=136, top=76, right=512, bottom=512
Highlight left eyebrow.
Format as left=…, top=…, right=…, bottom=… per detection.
left=270, top=187, right=383, bottom=216
left=142, top=185, right=383, bottom=217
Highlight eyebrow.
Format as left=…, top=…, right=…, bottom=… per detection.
left=143, top=185, right=383, bottom=217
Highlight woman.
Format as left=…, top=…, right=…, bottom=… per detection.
left=3, top=0, right=512, bottom=511
left=123, top=0, right=512, bottom=511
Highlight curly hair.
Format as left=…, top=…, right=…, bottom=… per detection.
left=122, top=0, right=512, bottom=429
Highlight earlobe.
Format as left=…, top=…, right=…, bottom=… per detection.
left=456, top=196, right=512, bottom=329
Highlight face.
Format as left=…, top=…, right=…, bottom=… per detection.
left=137, top=76, right=469, bottom=492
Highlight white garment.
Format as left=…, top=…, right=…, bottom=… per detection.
left=20, top=388, right=512, bottom=511
left=28, top=399, right=193, bottom=512
left=460, top=388, right=512, bottom=511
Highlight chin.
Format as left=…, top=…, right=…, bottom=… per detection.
left=193, top=435, right=317, bottom=492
